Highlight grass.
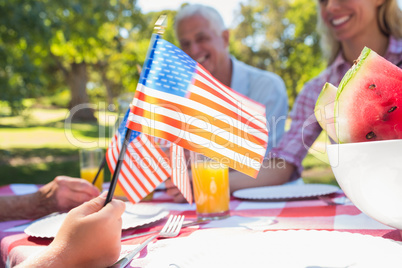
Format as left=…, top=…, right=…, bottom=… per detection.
left=0, top=103, right=116, bottom=185
left=0, top=102, right=336, bottom=186
left=301, top=132, right=337, bottom=186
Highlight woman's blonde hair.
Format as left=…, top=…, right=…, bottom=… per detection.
left=317, top=0, right=402, bottom=65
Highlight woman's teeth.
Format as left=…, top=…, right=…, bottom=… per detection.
left=332, top=15, right=350, bottom=26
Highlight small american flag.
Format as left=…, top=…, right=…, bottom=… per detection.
left=127, top=34, right=268, bottom=178
left=170, top=143, right=192, bottom=204
left=106, top=109, right=171, bottom=203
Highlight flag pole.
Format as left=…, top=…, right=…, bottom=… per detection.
left=104, top=15, right=167, bottom=205
left=91, top=155, right=106, bottom=185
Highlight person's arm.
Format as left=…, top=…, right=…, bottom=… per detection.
left=166, top=159, right=296, bottom=201
left=0, top=176, right=100, bottom=221
left=15, top=192, right=125, bottom=268
left=165, top=178, right=188, bottom=203
left=228, top=158, right=295, bottom=193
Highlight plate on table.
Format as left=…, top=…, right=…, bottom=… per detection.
left=232, top=183, right=340, bottom=200
left=132, top=229, right=402, bottom=267
left=25, top=203, right=168, bottom=238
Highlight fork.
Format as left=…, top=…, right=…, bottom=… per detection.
left=121, top=218, right=209, bottom=241
left=110, top=215, right=185, bottom=268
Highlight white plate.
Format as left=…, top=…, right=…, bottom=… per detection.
left=25, top=204, right=168, bottom=238
left=132, top=229, right=402, bottom=267
left=232, top=183, right=340, bottom=200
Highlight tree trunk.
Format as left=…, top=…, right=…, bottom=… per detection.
left=66, top=62, right=97, bottom=122
left=100, top=68, right=114, bottom=105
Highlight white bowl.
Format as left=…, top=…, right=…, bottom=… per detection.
left=327, top=140, right=402, bottom=230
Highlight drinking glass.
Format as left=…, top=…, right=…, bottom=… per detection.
left=79, top=148, right=104, bottom=191
left=190, top=151, right=230, bottom=220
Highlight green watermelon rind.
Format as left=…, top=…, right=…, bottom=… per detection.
left=314, top=82, right=338, bottom=142
left=336, top=46, right=371, bottom=100
left=334, top=47, right=371, bottom=144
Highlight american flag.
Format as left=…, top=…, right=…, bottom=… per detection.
left=106, top=109, right=171, bottom=203
left=170, top=143, right=192, bottom=204
left=127, top=34, right=268, bottom=178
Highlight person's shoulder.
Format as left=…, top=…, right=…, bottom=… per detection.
left=234, top=58, right=284, bottom=83
left=388, top=35, right=402, bottom=55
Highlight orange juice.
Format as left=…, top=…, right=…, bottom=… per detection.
left=191, top=161, right=230, bottom=217
left=80, top=167, right=104, bottom=191
left=110, top=176, right=153, bottom=201
left=113, top=182, right=126, bottom=197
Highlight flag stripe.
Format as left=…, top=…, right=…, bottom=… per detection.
left=193, top=69, right=267, bottom=128
left=128, top=112, right=265, bottom=165
left=133, top=89, right=267, bottom=148
left=130, top=105, right=264, bottom=160
left=135, top=83, right=268, bottom=143
left=106, top=128, right=171, bottom=203
left=127, top=121, right=261, bottom=177
left=195, top=66, right=266, bottom=120
left=171, top=144, right=192, bottom=204
left=190, top=82, right=266, bottom=133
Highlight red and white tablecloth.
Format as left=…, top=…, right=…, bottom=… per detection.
left=1, top=184, right=401, bottom=267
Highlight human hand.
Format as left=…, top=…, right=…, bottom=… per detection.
left=38, top=176, right=100, bottom=213
left=165, top=178, right=187, bottom=203
left=21, top=193, right=125, bottom=268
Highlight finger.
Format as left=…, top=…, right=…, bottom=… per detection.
left=166, top=187, right=181, bottom=196
left=58, top=176, right=100, bottom=196
left=173, top=194, right=187, bottom=203
left=99, top=194, right=126, bottom=218
left=164, top=179, right=174, bottom=188
left=74, top=194, right=106, bottom=216
left=59, top=191, right=98, bottom=210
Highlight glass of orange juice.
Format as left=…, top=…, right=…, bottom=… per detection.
left=191, top=152, right=230, bottom=220
left=79, top=148, right=104, bottom=191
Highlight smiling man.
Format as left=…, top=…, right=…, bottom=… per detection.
left=165, top=4, right=290, bottom=202
left=174, top=4, right=288, bottom=154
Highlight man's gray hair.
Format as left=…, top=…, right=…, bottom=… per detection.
left=174, top=4, right=227, bottom=36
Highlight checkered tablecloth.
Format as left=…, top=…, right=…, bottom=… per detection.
left=0, top=184, right=401, bottom=267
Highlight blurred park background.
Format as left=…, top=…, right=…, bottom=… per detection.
left=0, top=0, right=338, bottom=186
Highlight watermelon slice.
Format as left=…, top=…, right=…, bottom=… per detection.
left=314, top=82, right=338, bottom=142
left=335, top=47, right=402, bottom=143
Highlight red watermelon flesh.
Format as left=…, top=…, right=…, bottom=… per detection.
left=335, top=47, right=402, bottom=143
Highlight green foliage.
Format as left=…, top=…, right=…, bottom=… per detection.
left=230, top=0, right=326, bottom=109
left=0, top=0, right=147, bottom=117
